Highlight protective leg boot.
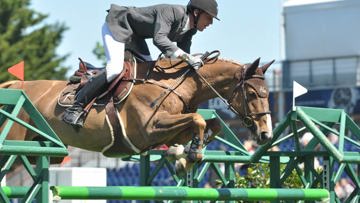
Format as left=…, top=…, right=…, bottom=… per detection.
left=62, top=71, right=108, bottom=127
left=186, top=136, right=203, bottom=162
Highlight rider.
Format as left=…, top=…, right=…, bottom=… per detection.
left=62, top=0, right=220, bottom=127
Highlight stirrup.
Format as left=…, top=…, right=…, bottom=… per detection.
left=62, top=108, right=85, bottom=127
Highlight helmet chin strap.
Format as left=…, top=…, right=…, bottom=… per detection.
left=193, top=10, right=201, bottom=29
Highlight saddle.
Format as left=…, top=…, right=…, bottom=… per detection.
left=58, top=52, right=137, bottom=107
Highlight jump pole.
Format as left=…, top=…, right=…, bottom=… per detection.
left=48, top=186, right=329, bottom=201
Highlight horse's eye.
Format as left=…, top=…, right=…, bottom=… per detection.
left=248, top=91, right=256, bottom=97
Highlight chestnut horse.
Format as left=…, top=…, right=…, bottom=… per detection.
left=0, top=57, right=273, bottom=168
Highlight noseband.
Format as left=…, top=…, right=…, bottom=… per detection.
left=227, top=73, right=271, bottom=128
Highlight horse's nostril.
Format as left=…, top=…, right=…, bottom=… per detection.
left=257, top=132, right=272, bottom=145
left=262, top=132, right=272, bottom=140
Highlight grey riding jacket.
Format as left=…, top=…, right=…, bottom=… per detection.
left=105, top=4, right=197, bottom=57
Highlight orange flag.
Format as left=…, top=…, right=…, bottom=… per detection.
left=60, top=156, right=72, bottom=166
left=8, top=61, right=24, bottom=81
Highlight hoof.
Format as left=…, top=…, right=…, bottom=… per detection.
left=175, top=157, right=194, bottom=177
left=166, top=145, right=186, bottom=160
left=175, top=158, right=187, bottom=177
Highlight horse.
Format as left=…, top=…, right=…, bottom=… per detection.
left=0, top=56, right=274, bottom=171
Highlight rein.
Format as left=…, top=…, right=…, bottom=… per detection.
left=147, top=50, right=220, bottom=111
left=196, top=64, right=271, bottom=128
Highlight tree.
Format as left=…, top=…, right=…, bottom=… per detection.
left=0, top=0, right=69, bottom=82
left=92, top=41, right=106, bottom=66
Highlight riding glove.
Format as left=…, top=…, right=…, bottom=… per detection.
left=171, top=49, right=204, bottom=69
left=183, top=54, right=203, bottom=70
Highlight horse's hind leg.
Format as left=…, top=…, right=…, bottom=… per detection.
left=3, top=111, right=29, bottom=141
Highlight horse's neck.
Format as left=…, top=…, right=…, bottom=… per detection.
left=138, top=59, right=243, bottom=109
left=182, top=60, right=243, bottom=107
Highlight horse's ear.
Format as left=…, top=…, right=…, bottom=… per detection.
left=245, top=57, right=260, bottom=77
left=261, top=59, right=275, bottom=74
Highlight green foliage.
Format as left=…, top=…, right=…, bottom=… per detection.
left=235, top=163, right=270, bottom=188
left=232, top=163, right=325, bottom=203
left=233, top=163, right=305, bottom=203
left=235, top=163, right=303, bottom=188
left=0, top=0, right=69, bottom=82
left=92, top=41, right=106, bottom=66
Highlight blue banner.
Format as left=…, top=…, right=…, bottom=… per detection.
left=201, top=87, right=360, bottom=121
left=285, top=87, right=360, bottom=115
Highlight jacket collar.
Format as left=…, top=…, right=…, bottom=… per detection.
left=182, top=14, right=191, bottom=32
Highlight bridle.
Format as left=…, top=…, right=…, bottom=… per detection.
left=226, top=71, right=271, bottom=128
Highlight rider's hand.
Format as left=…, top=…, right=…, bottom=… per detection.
left=185, top=54, right=203, bottom=70
left=171, top=49, right=204, bottom=70
left=187, top=55, right=204, bottom=70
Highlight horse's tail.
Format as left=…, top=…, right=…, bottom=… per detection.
left=0, top=80, right=19, bottom=89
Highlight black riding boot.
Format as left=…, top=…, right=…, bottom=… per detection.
left=62, top=71, right=108, bottom=127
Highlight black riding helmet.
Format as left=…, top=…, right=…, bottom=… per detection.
left=187, top=0, right=220, bottom=21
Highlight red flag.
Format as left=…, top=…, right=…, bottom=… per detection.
left=60, top=156, right=72, bottom=166
left=8, top=61, right=24, bottom=81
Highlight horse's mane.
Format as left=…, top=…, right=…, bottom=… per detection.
left=218, top=58, right=245, bottom=67
left=137, top=58, right=246, bottom=81
left=151, top=58, right=244, bottom=72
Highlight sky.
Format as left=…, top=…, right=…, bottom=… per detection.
left=30, top=0, right=284, bottom=76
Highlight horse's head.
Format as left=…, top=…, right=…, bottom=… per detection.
left=229, top=58, right=274, bottom=145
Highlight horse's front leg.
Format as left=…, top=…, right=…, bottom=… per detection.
left=185, top=117, right=224, bottom=161
left=203, top=118, right=222, bottom=146
left=151, top=112, right=206, bottom=162
left=166, top=118, right=222, bottom=158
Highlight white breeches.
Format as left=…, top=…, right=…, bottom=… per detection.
left=102, top=23, right=124, bottom=82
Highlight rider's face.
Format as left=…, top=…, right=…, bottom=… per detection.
left=196, top=12, right=214, bottom=31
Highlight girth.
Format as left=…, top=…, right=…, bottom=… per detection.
left=102, top=98, right=141, bottom=157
